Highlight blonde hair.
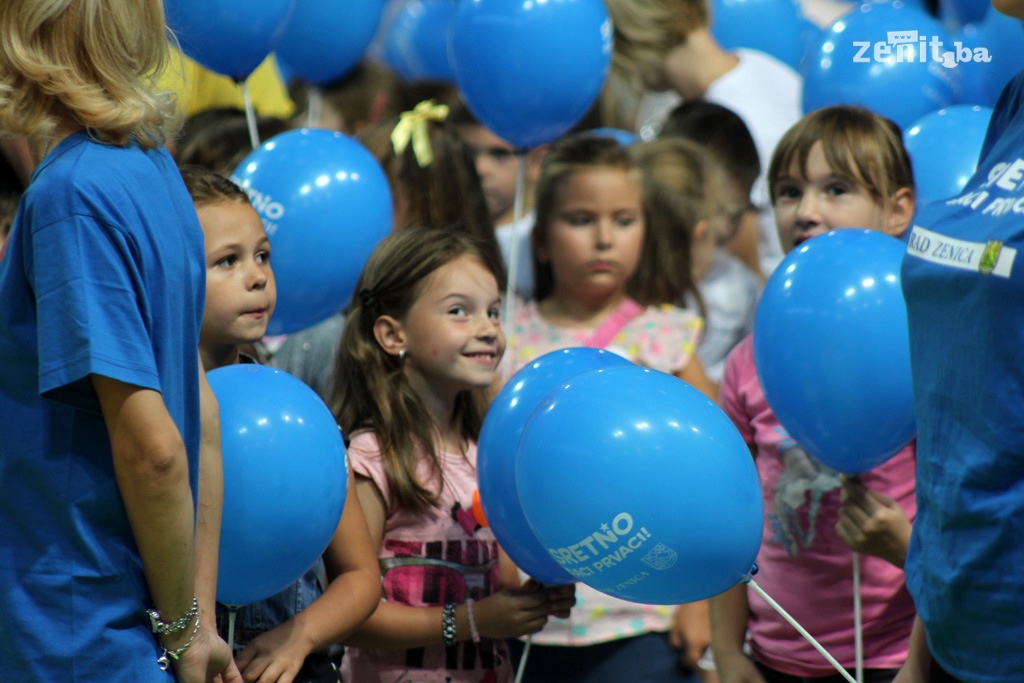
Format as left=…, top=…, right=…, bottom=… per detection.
left=768, top=106, right=915, bottom=205
left=633, top=136, right=745, bottom=245
left=0, top=0, right=179, bottom=149
left=331, top=228, right=506, bottom=515
left=601, top=0, right=708, bottom=126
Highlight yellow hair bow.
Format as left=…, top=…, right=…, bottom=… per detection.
left=390, top=99, right=450, bottom=168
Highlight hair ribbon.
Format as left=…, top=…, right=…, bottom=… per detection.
left=390, top=99, right=449, bottom=168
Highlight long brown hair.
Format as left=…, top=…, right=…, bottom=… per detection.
left=331, top=228, right=506, bottom=515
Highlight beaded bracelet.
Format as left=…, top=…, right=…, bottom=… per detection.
left=146, top=595, right=198, bottom=635
left=466, top=597, right=481, bottom=644
left=157, top=612, right=201, bottom=671
left=442, top=602, right=458, bottom=646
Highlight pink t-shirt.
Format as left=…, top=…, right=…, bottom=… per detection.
left=720, top=336, right=917, bottom=676
left=504, top=298, right=703, bottom=376
left=345, top=431, right=512, bottom=683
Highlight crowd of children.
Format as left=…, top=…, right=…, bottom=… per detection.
left=3, top=0, right=1024, bottom=682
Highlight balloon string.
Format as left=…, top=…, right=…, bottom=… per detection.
left=853, top=552, right=863, bottom=683
left=747, top=579, right=856, bottom=683
left=227, top=608, right=237, bottom=653
left=307, top=87, right=323, bottom=129
left=501, top=152, right=528, bottom=380
left=513, top=633, right=532, bottom=683
left=241, top=80, right=261, bottom=150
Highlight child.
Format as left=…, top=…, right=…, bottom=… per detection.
left=449, top=95, right=545, bottom=299
left=658, top=99, right=763, bottom=282
left=182, top=166, right=381, bottom=683
left=602, top=0, right=803, bottom=280
left=358, top=98, right=499, bottom=252
left=632, top=136, right=761, bottom=385
left=0, top=1, right=238, bottom=679
left=502, top=132, right=715, bottom=682
left=331, top=228, right=575, bottom=682
left=270, top=98, right=507, bottom=405
left=710, top=105, right=918, bottom=683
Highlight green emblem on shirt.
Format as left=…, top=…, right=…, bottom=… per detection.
left=979, top=240, right=1002, bottom=275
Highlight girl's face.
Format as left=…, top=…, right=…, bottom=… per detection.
left=399, top=254, right=505, bottom=399
left=199, top=200, right=276, bottom=350
left=772, top=141, right=889, bottom=253
left=539, top=167, right=645, bottom=301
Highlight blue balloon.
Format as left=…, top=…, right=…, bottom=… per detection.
left=209, top=365, right=348, bottom=606
left=801, top=2, right=960, bottom=129
left=449, top=0, right=612, bottom=149
left=379, top=0, right=458, bottom=83
left=753, top=230, right=915, bottom=475
left=904, top=105, right=993, bottom=206
left=165, top=0, right=295, bottom=80
left=232, top=129, right=393, bottom=335
left=712, top=0, right=808, bottom=70
left=516, top=365, right=763, bottom=604
left=275, top=0, right=386, bottom=86
left=479, top=349, right=632, bottom=585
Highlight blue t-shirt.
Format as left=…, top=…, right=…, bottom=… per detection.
left=901, top=71, right=1024, bottom=683
left=0, top=132, right=205, bottom=680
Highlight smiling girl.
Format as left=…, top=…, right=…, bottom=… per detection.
left=331, top=228, right=575, bottom=682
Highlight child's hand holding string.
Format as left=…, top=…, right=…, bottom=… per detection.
left=836, top=475, right=912, bottom=568
left=475, top=580, right=576, bottom=638
left=520, top=578, right=576, bottom=618
left=232, top=619, right=311, bottom=683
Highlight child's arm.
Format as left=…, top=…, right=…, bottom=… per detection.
left=710, top=583, right=765, bottom=683
left=233, top=464, right=381, bottom=683
left=346, top=474, right=575, bottom=650
left=893, top=616, right=930, bottom=683
left=195, top=365, right=238, bottom=652
left=670, top=599, right=711, bottom=669
left=836, top=476, right=912, bottom=568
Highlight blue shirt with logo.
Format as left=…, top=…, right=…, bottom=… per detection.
left=901, top=71, right=1024, bottom=683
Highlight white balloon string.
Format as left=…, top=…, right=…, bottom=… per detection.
left=227, top=608, right=237, bottom=653
left=513, top=633, right=533, bottom=683
left=307, top=87, right=323, bottom=129
left=853, top=552, right=864, bottom=683
left=501, top=152, right=528, bottom=380
left=241, top=80, right=261, bottom=151
left=747, top=579, right=857, bottom=683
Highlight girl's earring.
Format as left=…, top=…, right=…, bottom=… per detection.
left=399, top=349, right=406, bottom=361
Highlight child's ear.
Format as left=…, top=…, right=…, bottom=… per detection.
left=884, top=187, right=916, bottom=238
left=372, top=315, right=406, bottom=358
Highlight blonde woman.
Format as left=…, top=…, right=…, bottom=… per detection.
left=0, top=1, right=239, bottom=681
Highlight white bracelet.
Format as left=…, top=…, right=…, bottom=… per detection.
left=466, top=597, right=481, bottom=644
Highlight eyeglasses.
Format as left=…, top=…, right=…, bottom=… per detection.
left=379, top=556, right=499, bottom=606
